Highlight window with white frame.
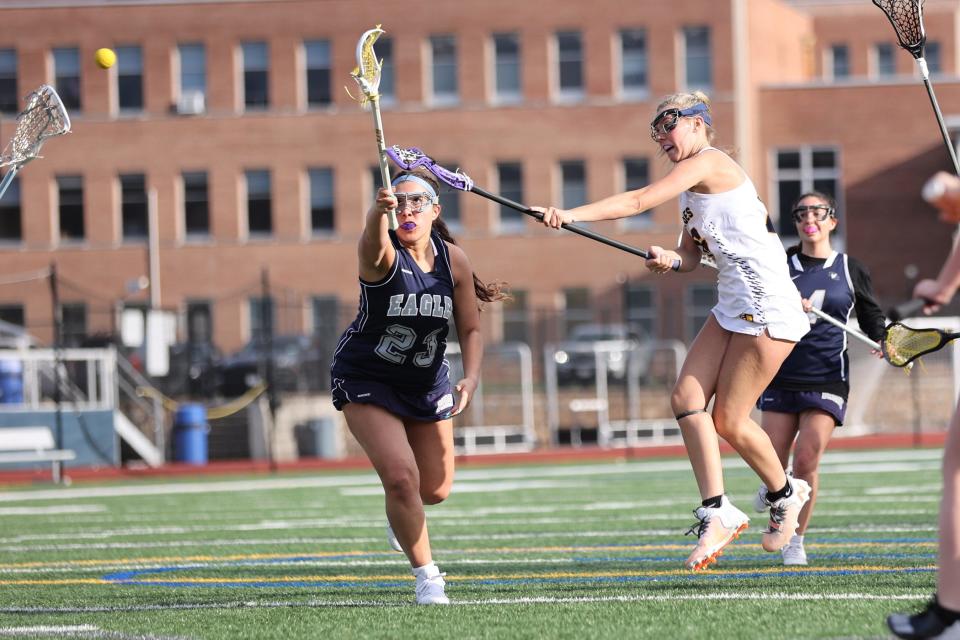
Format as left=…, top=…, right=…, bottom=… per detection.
left=178, top=43, right=206, bottom=110
left=245, top=169, right=272, bottom=236
left=57, top=175, right=84, bottom=242
left=242, top=41, right=269, bottom=109
left=377, top=37, right=395, bottom=104
left=429, top=35, right=458, bottom=105
left=53, top=47, right=81, bottom=111
left=873, top=42, right=896, bottom=78
left=0, top=177, right=20, bottom=242
left=304, top=40, right=331, bottom=107
left=116, top=46, right=143, bottom=111
left=685, top=283, right=717, bottom=341
left=621, top=157, right=652, bottom=230
left=0, top=49, right=17, bottom=114
left=555, top=31, right=584, bottom=100
left=560, top=160, right=587, bottom=209
left=497, top=162, right=524, bottom=233
left=682, top=26, right=711, bottom=91
left=182, top=171, right=209, bottom=238
left=248, top=296, right=274, bottom=343
left=563, top=287, right=592, bottom=336
left=502, top=289, right=528, bottom=343
left=120, top=173, right=147, bottom=241
left=619, top=28, right=648, bottom=99
left=308, top=167, right=334, bottom=234
left=623, top=282, right=656, bottom=338
left=435, top=160, right=461, bottom=229
left=771, top=147, right=841, bottom=243
left=926, top=41, right=942, bottom=75
left=827, top=44, right=850, bottom=80
left=493, top=33, right=521, bottom=103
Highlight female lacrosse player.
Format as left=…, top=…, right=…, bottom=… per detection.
left=535, top=90, right=811, bottom=570
left=331, top=167, right=507, bottom=605
left=755, top=192, right=885, bottom=566
left=887, top=170, right=960, bottom=639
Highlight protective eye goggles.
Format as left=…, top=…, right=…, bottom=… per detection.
left=649, top=103, right=713, bottom=140
left=395, top=192, right=438, bottom=213
left=791, top=204, right=835, bottom=223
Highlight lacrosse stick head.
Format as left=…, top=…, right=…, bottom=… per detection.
left=349, top=25, right=385, bottom=106
left=385, top=145, right=475, bottom=192
left=0, top=84, right=71, bottom=170
left=881, top=321, right=942, bottom=367
left=873, top=0, right=926, bottom=59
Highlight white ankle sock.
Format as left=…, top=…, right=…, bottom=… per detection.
left=791, top=534, right=804, bottom=546
left=412, top=562, right=440, bottom=579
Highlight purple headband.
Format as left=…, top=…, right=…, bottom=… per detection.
left=678, top=103, right=712, bottom=126
left=391, top=174, right=438, bottom=200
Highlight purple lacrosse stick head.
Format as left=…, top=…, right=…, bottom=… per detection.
left=385, top=145, right=474, bottom=192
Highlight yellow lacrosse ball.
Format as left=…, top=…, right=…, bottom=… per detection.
left=95, top=48, right=116, bottom=69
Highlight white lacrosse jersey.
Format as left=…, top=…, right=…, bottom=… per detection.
left=680, top=149, right=808, bottom=341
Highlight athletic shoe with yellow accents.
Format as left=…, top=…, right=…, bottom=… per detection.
left=684, top=496, right=749, bottom=571
left=761, top=477, right=811, bottom=552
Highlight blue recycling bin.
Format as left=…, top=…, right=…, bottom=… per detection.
left=0, top=359, right=23, bottom=404
left=173, top=403, right=208, bottom=465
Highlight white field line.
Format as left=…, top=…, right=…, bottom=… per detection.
left=0, top=626, right=187, bottom=640
left=0, top=505, right=938, bottom=546
left=0, top=449, right=943, bottom=503
left=0, top=524, right=938, bottom=554
left=0, top=592, right=934, bottom=614
left=0, top=505, right=106, bottom=516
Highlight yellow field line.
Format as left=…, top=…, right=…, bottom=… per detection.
left=0, top=541, right=935, bottom=571
left=0, top=564, right=937, bottom=586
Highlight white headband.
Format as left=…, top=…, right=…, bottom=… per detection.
left=391, top=174, right=438, bottom=199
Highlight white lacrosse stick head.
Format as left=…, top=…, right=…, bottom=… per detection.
left=349, top=25, right=385, bottom=106
left=0, top=84, right=71, bottom=169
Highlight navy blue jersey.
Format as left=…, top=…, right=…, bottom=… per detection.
left=331, top=230, right=454, bottom=393
left=771, top=251, right=868, bottom=391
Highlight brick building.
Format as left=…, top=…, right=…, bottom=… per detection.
left=0, top=0, right=956, bottom=365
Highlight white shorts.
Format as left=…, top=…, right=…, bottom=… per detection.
left=712, top=301, right=809, bottom=343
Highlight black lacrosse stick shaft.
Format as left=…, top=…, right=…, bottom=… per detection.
left=470, top=185, right=652, bottom=260
left=921, top=76, right=960, bottom=175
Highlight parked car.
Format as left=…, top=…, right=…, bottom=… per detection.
left=218, top=334, right=324, bottom=397
left=551, top=323, right=650, bottom=386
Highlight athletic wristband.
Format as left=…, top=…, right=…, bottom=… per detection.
left=671, top=257, right=682, bottom=272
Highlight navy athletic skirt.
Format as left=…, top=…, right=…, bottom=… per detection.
left=331, top=376, right=455, bottom=422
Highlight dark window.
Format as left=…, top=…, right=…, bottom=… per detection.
left=0, top=177, right=20, bottom=241
left=116, top=46, right=143, bottom=111
left=622, top=158, right=651, bottom=229
left=309, top=168, right=334, bottom=233
left=183, top=171, right=209, bottom=237
left=304, top=40, right=331, bottom=107
left=493, top=33, right=521, bottom=100
left=61, top=302, right=87, bottom=347
left=246, top=170, right=272, bottom=235
left=121, top=173, right=148, bottom=240
left=831, top=44, right=850, bottom=79
left=0, top=304, right=24, bottom=327
left=53, top=47, right=81, bottom=111
left=503, top=289, right=528, bottom=343
left=620, top=29, right=648, bottom=95
left=378, top=37, right=394, bottom=102
left=57, top=175, right=84, bottom=241
left=557, top=31, right=583, bottom=94
left=186, top=300, right=212, bottom=344
left=927, top=41, right=942, bottom=74
left=497, top=162, right=524, bottom=231
left=430, top=35, right=458, bottom=102
left=0, top=49, right=18, bottom=114
left=249, top=296, right=275, bottom=343
left=242, top=42, right=269, bottom=109
left=683, top=26, right=712, bottom=90
left=560, top=161, right=587, bottom=209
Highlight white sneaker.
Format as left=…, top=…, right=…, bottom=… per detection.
left=761, top=477, right=811, bottom=552
left=413, top=565, right=449, bottom=605
left=752, top=482, right=768, bottom=513
left=386, top=523, right=402, bottom=553
left=684, top=496, right=750, bottom=571
left=781, top=536, right=808, bottom=566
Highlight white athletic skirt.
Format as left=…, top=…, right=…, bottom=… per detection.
left=711, top=299, right=810, bottom=343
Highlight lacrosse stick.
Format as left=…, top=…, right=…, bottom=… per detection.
left=0, top=84, right=71, bottom=201
left=881, top=320, right=960, bottom=367
left=387, top=145, right=884, bottom=352
left=874, top=0, right=960, bottom=175
left=348, top=25, right=396, bottom=229
left=384, top=145, right=667, bottom=262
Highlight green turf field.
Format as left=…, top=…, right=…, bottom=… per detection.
left=0, top=447, right=944, bottom=639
